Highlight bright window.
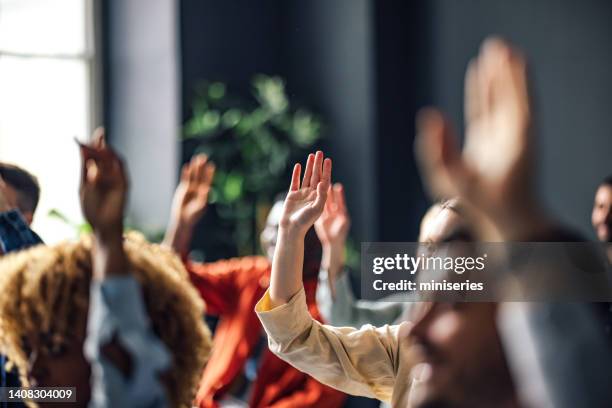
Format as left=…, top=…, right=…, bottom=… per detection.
left=0, top=0, right=97, bottom=243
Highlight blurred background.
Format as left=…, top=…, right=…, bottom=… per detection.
left=1, top=0, right=611, bottom=255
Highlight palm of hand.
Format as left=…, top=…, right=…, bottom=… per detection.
left=283, top=187, right=322, bottom=232
left=316, top=211, right=349, bottom=245
left=178, top=181, right=210, bottom=223
left=460, top=44, right=532, bottom=212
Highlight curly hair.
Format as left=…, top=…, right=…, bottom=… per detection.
left=0, top=233, right=212, bottom=407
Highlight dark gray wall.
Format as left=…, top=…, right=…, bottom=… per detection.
left=429, top=0, right=612, bottom=238
left=181, top=0, right=378, bottom=244
left=284, top=0, right=377, bottom=241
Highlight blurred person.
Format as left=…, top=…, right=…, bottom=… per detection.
left=592, top=175, right=612, bottom=243
left=315, top=193, right=475, bottom=408
left=0, top=175, right=41, bottom=254
left=0, top=173, right=43, bottom=408
left=592, top=176, right=612, bottom=265
left=315, top=195, right=455, bottom=329
left=415, top=37, right=612, bottom=408
left=162, top=155, right=346, bottom=408
left=0, top=132, right=212, bottom=407
left=0, top=163, right=40, bottom=226
left=0, top=168, right=42, bottom=255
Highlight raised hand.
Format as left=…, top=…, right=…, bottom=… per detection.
left=173, top=154, right=215, bottom=228
left=280, top=151, right=332, bottom=236
left=415, top=38, right=547, bottom=240
left=315, top=183, right=351, bottom=297
left=269, top=151, right=332, bottom=306
left=78, top=128, right=128, bottom=240
left=78, top=128, right=129, bottom=280
left=163, top=154, right=215, bottom=255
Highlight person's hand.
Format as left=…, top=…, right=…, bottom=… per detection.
left=315, top=183, right=350, bottom=298
left=162, top=154, right=215, bottom=255
left=172, top=154, right=215, bottom=228
left=78, top=128, right=128, bottom=242
left=269, top=151, right=332, bottom=306
left=415, top=37, right=548, bottom=240
left=78, top=128, right=129, bottom=280
left=280, top=151, right=332, bottom=237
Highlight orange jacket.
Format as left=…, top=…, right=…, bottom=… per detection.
left=187, top=257, right=346, bottom=408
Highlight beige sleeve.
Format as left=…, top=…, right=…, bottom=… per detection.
left=256, top=288, right=411, bottom=402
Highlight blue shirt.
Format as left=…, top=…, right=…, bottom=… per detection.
left=0, top=209, right=42, bottom=408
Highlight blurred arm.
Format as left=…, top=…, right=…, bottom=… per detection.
left=317, top=269, right=406, bottom=327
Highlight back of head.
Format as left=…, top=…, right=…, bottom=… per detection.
left=0, top=163, right=40, bottom=218
left=0, top=232, right=212, bottom=407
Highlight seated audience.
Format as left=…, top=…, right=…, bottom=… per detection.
left=256, top=38, right=612, bottom=408
left=163, top=155, right=346, bottom=408
left=0, top=132, right=212, bottom=407
left=255, top=149, right=515, bottom=407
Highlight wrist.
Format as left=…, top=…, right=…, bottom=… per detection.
left=94, top=224, right=123, bottom=246
left=322, top=242, right=346, bottom=279
left=278, top=225, right=308, bottom=242
left=493, top=201, right=553, bottom=241
left=92, top=234, right=127, bottom=281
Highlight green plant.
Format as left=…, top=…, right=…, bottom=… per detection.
left=184, top=75, right=324, bottom=254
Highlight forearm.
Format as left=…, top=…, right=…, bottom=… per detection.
left=162, top=218, right=194, bottom=256
left=269, top=227, right=305, bottom=307
left=93, top=228, right=127, bottom=281
left=321, top=242, right=345, bottom=280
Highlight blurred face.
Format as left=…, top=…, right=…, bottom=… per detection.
left=407, top=205, right=515, bottom=408
left=25, top=311, right=91, bottom=407
left=592, top=184, right=612, bottom=242
left=260, top=200, right=322, bottom=279
left=2, top=183, right=34, bottom=225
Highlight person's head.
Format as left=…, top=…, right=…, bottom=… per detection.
left=0, top=163, right=40, bottom=225
left=408, top=198, right=515, bottom=408
left=260, top=197, right=322, bottom=280
left=0, top=233, right=211, bottom=408
left=592, top=175, right=612, bottom=242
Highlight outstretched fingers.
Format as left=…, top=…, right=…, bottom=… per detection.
left=312, top=158, right=332, bottom=210
left=334, top=183, right=346, bottom=214
left=290, top=163, right=301, bottom=191
left=310, top=151, right=324, bottom=188
left=302, top=153, right=315, bottom=188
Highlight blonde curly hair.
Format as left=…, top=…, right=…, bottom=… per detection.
left=0, top=232, right=212, bottom=407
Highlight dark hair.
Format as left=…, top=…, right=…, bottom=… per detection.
left=599, top=174, right=612, bottom=188
left=0, top=163, right=40, bottom=214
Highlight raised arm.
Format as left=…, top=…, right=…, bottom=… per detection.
left=257, top=151, right=413, bottom=404
left=314, top=183, right=406, bottom=327
left=414, top=38, right=553, bottom=242
left=163, top=154, right=215, bottom=256
left=79, top=129, right=171, bottom=407
left=314, top=183, right=350, bottom=299
left=268, top=151, right=331, bottom=306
